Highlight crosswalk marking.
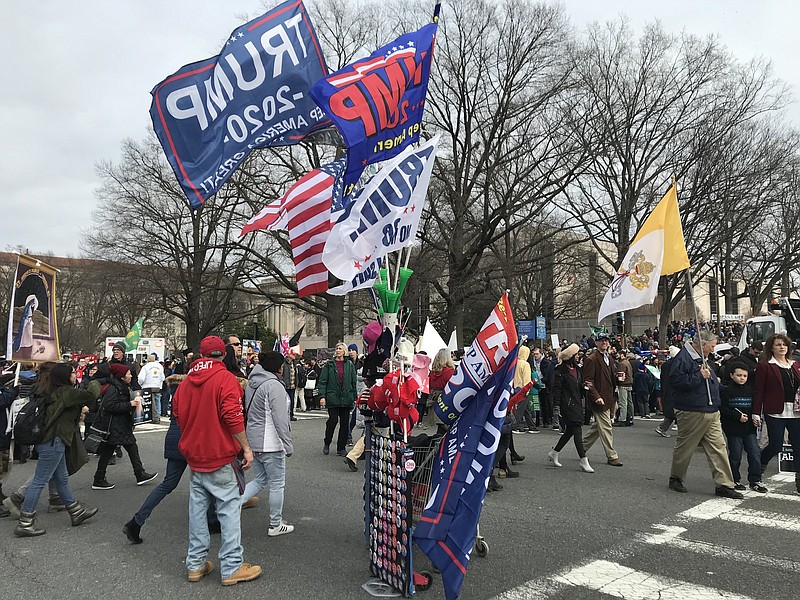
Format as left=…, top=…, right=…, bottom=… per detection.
left=490, top=472, right=798, bottom=600
left=553, top=560, right=753, bottom=600
left=641, top=524, right=800, bottom=571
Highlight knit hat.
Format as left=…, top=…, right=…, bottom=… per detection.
left=199, top=336, right=226, bottom=358
left=558, top=343, right=580, bottom=363
left=109, top=363, right=130, bottom=379
left=112, top=341, right=127, bottom=354
left=362, top=321, right=383, bottom=354
left=348, top=343, right=359, bottom=353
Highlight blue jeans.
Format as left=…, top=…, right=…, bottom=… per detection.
left=187, top=464, right=243, bottom=579
left=242, top=452, right=285, bottom=527
left=147, top=390, right=162, bottom=421
left=22, top=437, right=75, bottom=513
left=134, top=458, right=187, bottom=525
left=727, top=433, right=761, bottom=484
left=761, top=415, right=800, bottom=470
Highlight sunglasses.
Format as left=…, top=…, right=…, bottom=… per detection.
left=229, top=342, right=242, bottom=347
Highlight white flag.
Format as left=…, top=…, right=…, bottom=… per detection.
left=418, top=318, right=448, bottom=357
left=322, top=136, right=439, bottom=282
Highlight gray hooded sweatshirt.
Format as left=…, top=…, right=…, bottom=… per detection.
left=244, top=365, right=293, bottom=455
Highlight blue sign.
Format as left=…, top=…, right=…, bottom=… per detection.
left=517, top=320, right=535, bottom=339
left=536, top=316, right=547, bottom=340
left=150, top=0, right=330, bottom=208
left=309, top=22, right=437, bottom=197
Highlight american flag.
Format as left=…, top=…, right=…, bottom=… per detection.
left=241, top=158, right=345, bottom=297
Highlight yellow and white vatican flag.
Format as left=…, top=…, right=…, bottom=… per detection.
left=597, top=184, right=690, bottom=322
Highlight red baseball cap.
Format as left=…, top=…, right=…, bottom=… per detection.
left=199, top=336, right=226, bottom=357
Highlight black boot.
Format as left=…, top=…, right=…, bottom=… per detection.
left=511, top=454, right=525, bottom=465
left=67, top=501, right=98, bottom=527
left=14, top=511, right=46, bottom=537
left=488, top=473, right=503, bottom=492
left=123, top=518, right=144, bottom=544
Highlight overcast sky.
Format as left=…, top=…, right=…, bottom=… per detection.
left=2, top=0, right=798, bottom=257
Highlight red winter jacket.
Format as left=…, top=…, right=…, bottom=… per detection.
left=172, top=358, right=245, bottom=472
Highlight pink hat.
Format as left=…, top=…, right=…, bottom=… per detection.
left=362, top=321, right=383, bottom=354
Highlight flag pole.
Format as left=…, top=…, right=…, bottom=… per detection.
left=674, top=176, right=712, bottom=405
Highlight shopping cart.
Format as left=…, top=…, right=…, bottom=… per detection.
left=406, top=433, right=489, bottom=594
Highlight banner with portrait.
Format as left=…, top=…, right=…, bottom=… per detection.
left=5, top=255, right=61, bottom=362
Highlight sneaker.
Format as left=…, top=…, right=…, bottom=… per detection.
left=654, top=428, right=670, bottom=438
left=552, top=424, right=560, bottom=431
left=512, top=430, right=526, bottom=435
left=222, top=562, right=262, bottom=586
left=0, top=505, right=10, bottom=518
left=323, top=443, right=330, bottom=455
left=136, top=472, right=158, bottom=486
left=92, top=479, right=116, bottom=490
left=715, top=486, right=744, bottom=499
left=671, top=424, right=678, bottom=431
left=749, top=482, right=768, bottom=493
left=669, top=477, right=687, bottom=493
left=528, top=428, right=540, bottom=433
left=187, top=560, right=214, bottom=582
left=241, top=497, right=259, bottom=509
left=733, top=483, right=747, bottom=491
left=497, top=469, right=507, bottom=479
left=268, top=523, right=294, bottom=537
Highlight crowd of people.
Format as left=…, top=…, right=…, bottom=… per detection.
left=1, top=321, right=798, bottom=586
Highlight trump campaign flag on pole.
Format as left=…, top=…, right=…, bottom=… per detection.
left=434, top=293, right=518, bottom=427
left=322, top=135, right=438, bottom=289
left=309, top=18, right=437, bottom=196
left=415, top=341, right=520, bottom=600
left=149, top=0, right=330, bottom=208
left=597, top=183, right=690, bottom=322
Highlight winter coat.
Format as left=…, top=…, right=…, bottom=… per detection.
left=583, top=349, right=616, bottom=412
left=318, top=359, right=358, bottom=408
left=45, top=382, right=101, bottom=446
left=244, top=365, right=293, bottom=455
left=552, top=362, right=584, bottom=423
left=669, top=342, right=721, bottom=413
left=95, top=377, right=138, bottom=446
left=138, top=360, right=165, bottom=389
left=163, top=374, right=186, bottom=461
left=172, top=358, right=246, bottom=472
left=633, top=366, right=652, bottom=397
left=513, top=346, right=532, bottom=389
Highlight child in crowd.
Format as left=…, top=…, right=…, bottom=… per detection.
left=720, top=363, right=767, bottom=493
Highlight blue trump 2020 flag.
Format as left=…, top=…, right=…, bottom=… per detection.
left=150, top=0, right=330, bottom=208
left=309, top=21, right=437, bottom=197
left=414, top=343, right=520, bottom=600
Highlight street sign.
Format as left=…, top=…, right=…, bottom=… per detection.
left=517, top=320, right=535, bottom=340
left=535, top=316, right=547, bottom=340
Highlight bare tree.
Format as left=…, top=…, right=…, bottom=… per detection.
left=84, top=135, right=273, bottom=349
left=561, top=19, right=790, bottom=344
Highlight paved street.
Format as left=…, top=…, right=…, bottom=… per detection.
left=2, top=414, right=797, bottom=600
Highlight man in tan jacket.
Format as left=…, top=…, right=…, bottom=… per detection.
left=582, top=333, right=623, bottom=466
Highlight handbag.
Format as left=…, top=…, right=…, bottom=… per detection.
left=84, top=397, right=112, bottom=454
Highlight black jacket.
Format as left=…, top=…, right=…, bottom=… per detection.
left=552, top=362, right=584, bottom=424
left=720, top=381, right=756, bottom=438
left=94, top=377, right=137, bottom=446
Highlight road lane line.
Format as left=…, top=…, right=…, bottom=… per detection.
left=719, top=507, right=800, bottom=532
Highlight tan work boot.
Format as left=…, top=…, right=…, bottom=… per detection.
left=241, top=496, right=259, bottom=510
left=221, top=563, right=262, bottom=586
left=187, top=560, right=214, bottom=582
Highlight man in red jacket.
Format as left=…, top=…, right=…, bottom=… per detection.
left=172, top=336, right=261, bottom=586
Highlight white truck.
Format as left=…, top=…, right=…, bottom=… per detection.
left=104, top=337, right=168, bottom=363
left=737, top=298, right=800, bottom=350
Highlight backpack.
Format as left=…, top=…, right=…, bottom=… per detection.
left=13, top=393, right=52, bottom=446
